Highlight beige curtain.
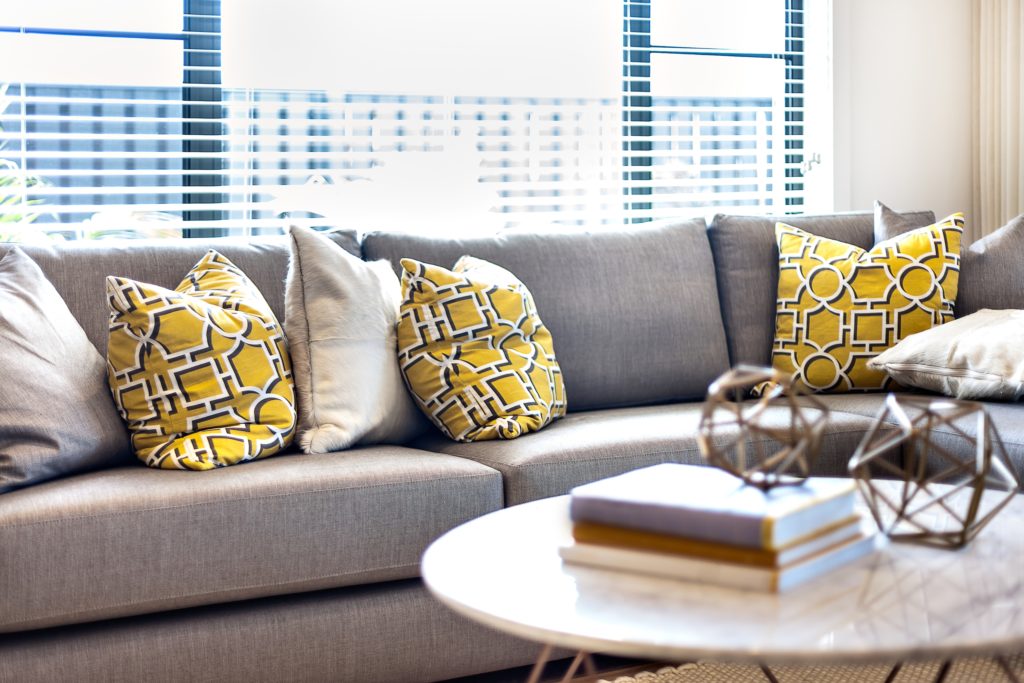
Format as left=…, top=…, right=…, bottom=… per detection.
left=972, top=0, right=1024, bottom=239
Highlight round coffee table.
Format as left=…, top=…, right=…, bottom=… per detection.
left=422, top=484, right=1024, bottom=683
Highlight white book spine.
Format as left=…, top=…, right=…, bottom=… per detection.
left=559, top=533, right=879, bottom=593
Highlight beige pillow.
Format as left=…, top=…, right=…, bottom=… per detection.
left=285, top=225, right=425, bottom=453
left=868, top=309, right=1024, bottom=400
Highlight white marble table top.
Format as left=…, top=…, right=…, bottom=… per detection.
left=421, top=483, right=1024, bottom=665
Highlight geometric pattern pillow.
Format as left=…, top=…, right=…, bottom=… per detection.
left=876, top=200, right=1024, bottom=318
left=106, top=251, right=296, bottom=469
left=397, top=255, right=567, bottom=441
left=765, top=213, right=964, bottom=393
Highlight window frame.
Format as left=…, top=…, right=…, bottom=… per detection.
left=0, top=0, right=812, bottom=239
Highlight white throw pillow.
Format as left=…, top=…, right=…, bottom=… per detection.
left=868, top=309, right=1024, bottom=400
left=285, top=225, right=425, bottom=453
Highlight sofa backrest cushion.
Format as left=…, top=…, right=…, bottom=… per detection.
left=1, top=231, right=359, bottom=356
left=707, top=210, right=935, bottom=367
left=363, top=219, right=730, bottom=412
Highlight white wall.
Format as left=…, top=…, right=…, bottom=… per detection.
left=831, top=0, right=973, bottom=232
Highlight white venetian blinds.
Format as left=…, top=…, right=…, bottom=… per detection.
left=0, top=0, right=806, bottom=239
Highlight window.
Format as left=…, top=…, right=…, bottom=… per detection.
left=0, top=0, right=816, bottom=240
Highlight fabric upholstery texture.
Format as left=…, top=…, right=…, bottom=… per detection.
left=917, top=401, right=1024, bottom=475
left=106, top=251, right=295, bottom=469
left=0, top=580, right=544, bottom=683
left=398, top=256, right=567, bottom=441
left=0, top=232, right=359, bottom=355
left=0, top=446, right=502, bottom=633
left=364, top=219, right=729, bottom=411
left=792, top=393, right=893, bottom=420
left=765, top=216, right=963, bottom=393
left=869, top=309, right=1024, bottom=400
left=956, top=213, right=1024, bottom=317
left=416, top=403, right=886, bottom=506
left=0, top=249, right=132, bottom=492
left=872, top=200, right=936, bottom=242
left=708, top=210, right=935, bottom=367
left=285, top=226, right=424, bottom=453
left=794, top=391, right=1023, bottom=478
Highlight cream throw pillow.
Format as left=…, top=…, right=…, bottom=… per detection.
left=868, top=309, right=1024, bottom=400
left=285, top=225, right=424, bottom=453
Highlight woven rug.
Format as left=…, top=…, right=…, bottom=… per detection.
left=598, top=654, right=1024, bottom=682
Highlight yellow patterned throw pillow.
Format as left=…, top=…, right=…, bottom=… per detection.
left=397, top=256, right=567, bottom=441
left=766, top=214, right=964, bottom=393
left=106, top=251, right=295, bottom=470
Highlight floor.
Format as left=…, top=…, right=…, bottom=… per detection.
left=441, top=655, right=662, bottom=683
left=441, top=653, right=1024, bottom=683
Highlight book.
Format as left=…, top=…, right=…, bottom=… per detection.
left=558, top=529, right=878, bottom=592
left=572, top=514, right=863, bottom=568
left=569, top=464, right=857, bottom=549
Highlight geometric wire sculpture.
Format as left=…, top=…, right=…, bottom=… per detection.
left=698, top=364, right=831, bottom=491
left=848, top=394, right=1021, bottom=549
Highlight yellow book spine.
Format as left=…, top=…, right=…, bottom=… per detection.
left=572, top=516, right=861, bottom=568
left=573, top=522, right=779, bottom=567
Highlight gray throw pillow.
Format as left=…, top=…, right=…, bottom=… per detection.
left=956, top=213, right=1024, bottom=317
left=875, top=200, right=1024, bottom=317
left=873, top=200, right=934, bottom=242
left=0, top=248, right=131, bottom=492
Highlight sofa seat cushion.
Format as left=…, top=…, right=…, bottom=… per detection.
left=910, top=401, right=1024, bottom=475
left=415, top=403, right=885, bottom=506
left=794, top=393, right=891, bottom=419
left=363, top=221, right=730, bottom=412
left=803, top=393, right=1024, bottom=478
left=0, top=447, right=501, bottom=633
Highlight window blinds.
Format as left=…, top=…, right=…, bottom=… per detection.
left=0, top=0, right=806, bottom=239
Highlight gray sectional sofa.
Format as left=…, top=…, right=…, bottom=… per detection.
left=1, top=211, right=1021, bottom=683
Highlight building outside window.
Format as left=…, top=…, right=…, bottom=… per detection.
left=0, top=0, right=825, bottom=240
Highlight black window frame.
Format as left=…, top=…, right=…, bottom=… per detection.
left=622, top=0, right=806, bottom=219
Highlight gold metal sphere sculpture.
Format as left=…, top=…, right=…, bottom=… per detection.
left=698, top=364, right=830, bottom=491
left=848, top=394, right=1020, bottom=549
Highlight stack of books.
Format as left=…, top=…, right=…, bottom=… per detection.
left=559, top=463, right=877, bottom=592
